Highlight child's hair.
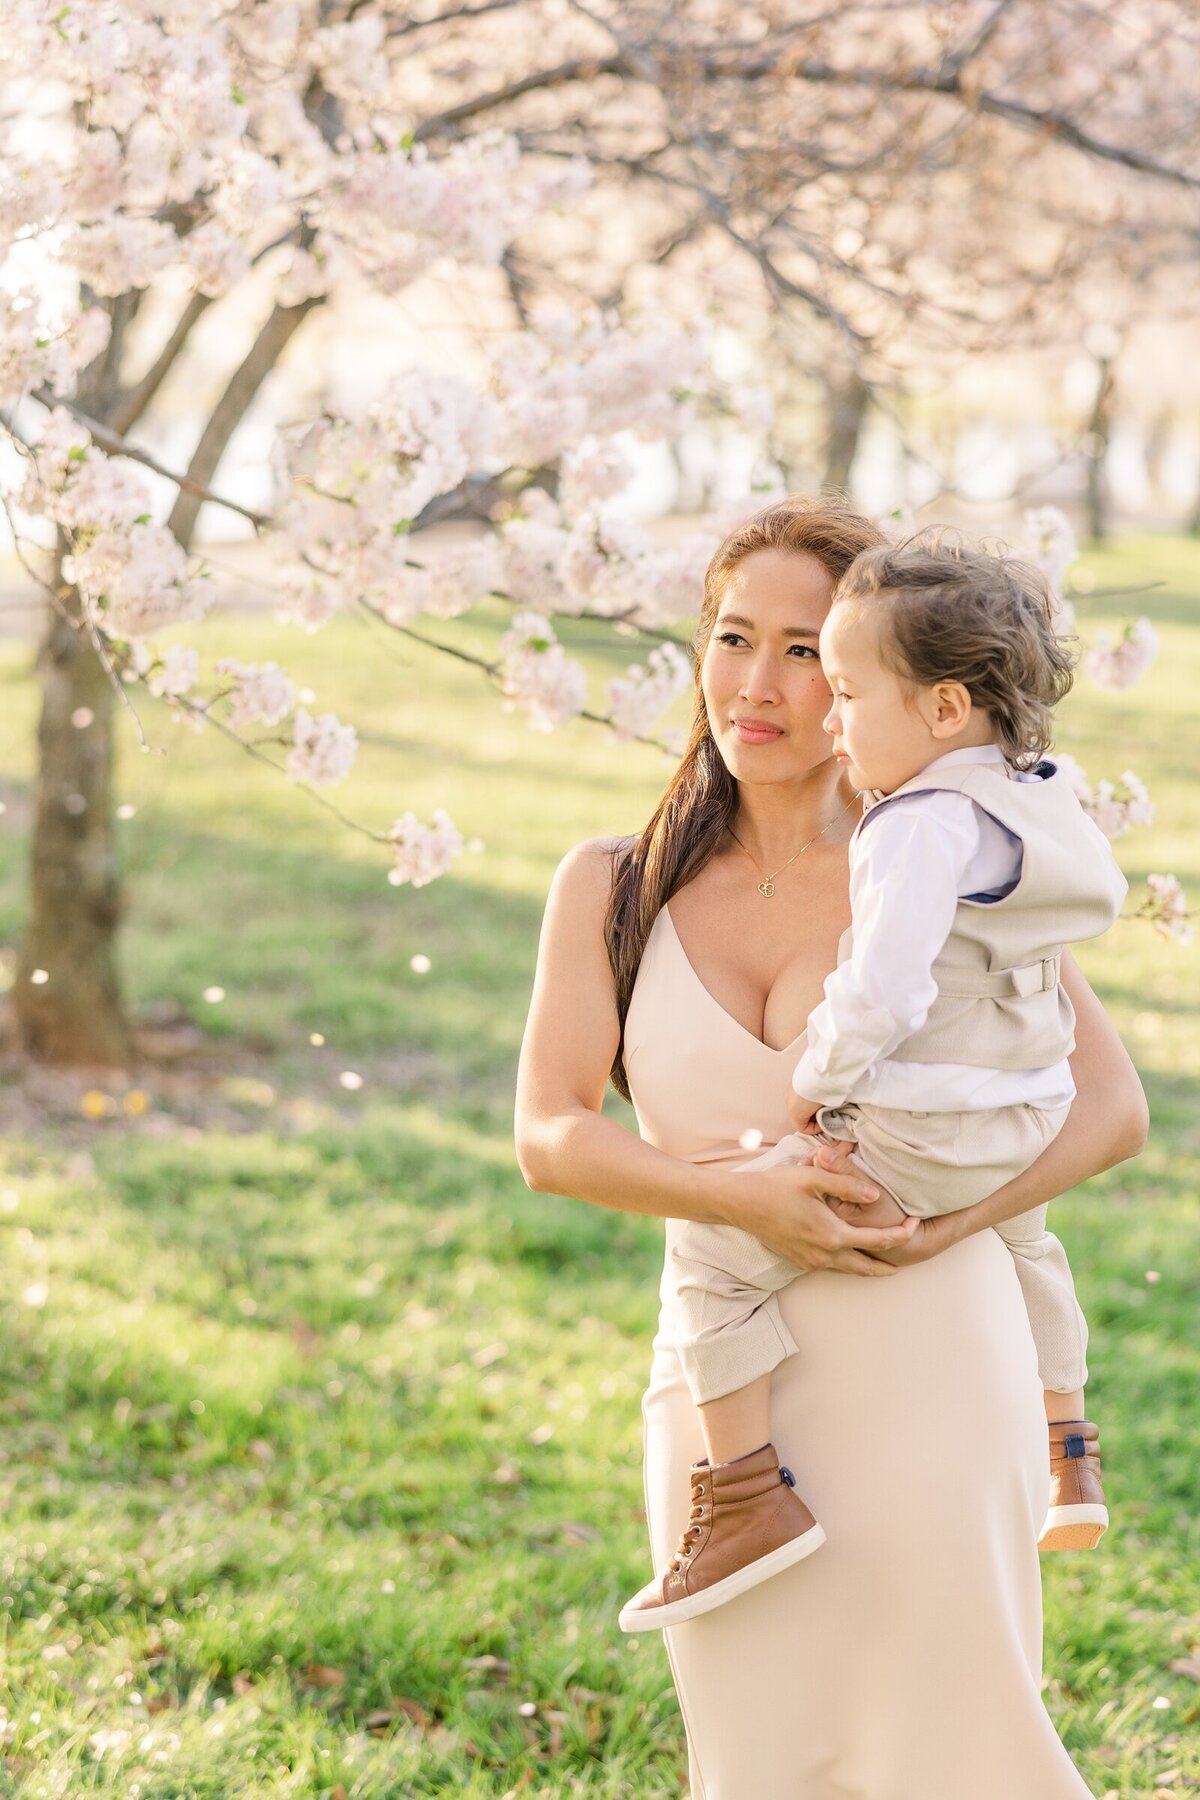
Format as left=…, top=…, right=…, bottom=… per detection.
left=833, top=530, right=1076, bottom=769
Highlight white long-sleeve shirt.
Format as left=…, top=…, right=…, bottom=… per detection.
left=791, top=745, right=1076, bottom=1114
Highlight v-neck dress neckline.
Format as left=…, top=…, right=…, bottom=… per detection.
left=661, top=905, right=808, bottom=1056
left=623, top=908, right=808, bottom=1169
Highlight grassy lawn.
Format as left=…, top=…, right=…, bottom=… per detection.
left=0, top=536, right=1196, bottom=1798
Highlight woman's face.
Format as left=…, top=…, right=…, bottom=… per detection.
left=701, top=548, right=838, bottom=786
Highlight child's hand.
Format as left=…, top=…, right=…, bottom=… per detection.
left=786, top=1089, right=822, bottom=1134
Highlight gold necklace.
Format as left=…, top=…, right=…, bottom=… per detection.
left=728, top=795, right=859, bottom=897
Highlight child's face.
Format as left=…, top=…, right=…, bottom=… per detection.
left=818, top=603, right=944, bottom=793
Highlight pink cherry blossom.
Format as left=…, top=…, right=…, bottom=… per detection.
left=148, top=645, right=199, bottom=700
left=286, top=708, right=358, bottom=787
left=560, top=441, right=635, bottom=514
left=1085, top=618, right=1158, bottom=692
left=1143, top=873, right=1192, bottom=946
left=1023, top=506, right=1078, bottom=595
left=1056, top=753, right=1155, bottom=841
left=497, top=612, right=588, bottom=732
left=607, top=643, right=692, bottom=742
left=388, top=809, right=464, bottom=889
left=216, top=661, right=297, bottom=730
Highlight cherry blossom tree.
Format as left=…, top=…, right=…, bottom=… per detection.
left=0, top=0, right=1190, bottom=1069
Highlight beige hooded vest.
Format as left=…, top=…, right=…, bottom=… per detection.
left=846, top=757, right=1128, bottom=1069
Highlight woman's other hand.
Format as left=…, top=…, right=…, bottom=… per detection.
left=809, top=1138, right=911, bottom=1229
left=722, top=1159, right=920, bottom=1278
left=810, top=1137, right=957, bottom=1264
left=866, top=1213, right=964, bottom=1265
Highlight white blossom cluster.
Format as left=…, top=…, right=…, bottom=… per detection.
left=318, top=135, right=591, bottom=293
left=1022, top=507, right=1159, bottom=694
left=285, top=707, right=358, bottom=788
left=0, top=291, right=111, bottom=409
left=496, top=488, right=716, bottom=629
left=639, top=531, right=723, bottom=627
left=216, top=660, right=298, bottom=730
left=1054, top=753, right=1155, bottom=840
left=0, top=9, right=1185, bottom=927
left=274, top=370, right=498, bottom=617
left=388, top=808, right=464, bottom=889
left=1142, top=873, right=1193, bottom=946
left=272, top=308, right=707, bottom=627
left=1085, top=618, right=1159, bottom=692
left=147, top=644, right=199, bottom=700
left=0, top=4, right=586, bottom=322
left=380, top=538, right=505, bottom=629
left=559, top=440, right=636, bottom=515
left=21, top=409, right=211, bottom=640
left=1023, top=506, right=1078, bottom=603
left=493, top=308, right=707, bottom=469
left=497, top=611, right=588, bottom=733
left=607, top=642, right=693, bottom=742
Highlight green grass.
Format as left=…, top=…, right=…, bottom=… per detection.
left=0, top=538, right=1196, bottom=1798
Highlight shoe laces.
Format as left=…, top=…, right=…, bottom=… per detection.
left=667, top=1480, right=707, bottom=1573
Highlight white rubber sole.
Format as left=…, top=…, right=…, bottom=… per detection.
left=618, top=1523, right=827, bottom=1632
left=1038, top=1503, right=1109, bottom=1552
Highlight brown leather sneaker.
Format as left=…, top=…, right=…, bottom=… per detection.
left=1039, top=1420, right=1108, bottom=1551
left=618, top=1444, right=825, bottom=1632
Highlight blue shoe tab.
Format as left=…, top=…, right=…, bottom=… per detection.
left=1063, top=1433, right=1087, bottom=1459
left=779, top=1465, right=796, bottom=1487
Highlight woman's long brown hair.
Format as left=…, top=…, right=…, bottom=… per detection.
left=604, top=492, right=887, bottom=1100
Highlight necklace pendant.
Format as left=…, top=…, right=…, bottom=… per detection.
left=758, top=879, right=776, bottom=898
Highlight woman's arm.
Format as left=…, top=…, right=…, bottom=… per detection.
left=515, top=841, right=920, bottom=1277
left=853, top=950, right=1149, bottom=1265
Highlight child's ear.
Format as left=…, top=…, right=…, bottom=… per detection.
left=927, top=681, right=972, bottom=739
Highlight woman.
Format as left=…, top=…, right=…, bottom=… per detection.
left=515, top=495, right=1147, bottom=1799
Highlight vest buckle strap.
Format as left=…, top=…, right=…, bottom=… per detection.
left=1009, top=956, right=1060, bottom=998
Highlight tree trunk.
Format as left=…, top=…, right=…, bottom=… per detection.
left=1085, top=356, right=1114, bottom=543
left=14, top=286, right=324, bottom=1066
left=14, top=548, right=131, bottom=1067
left=822, top=367, right=870, bottom=494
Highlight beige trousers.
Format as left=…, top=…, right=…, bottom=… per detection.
left=671, top=1099, right=1088, bottom=1404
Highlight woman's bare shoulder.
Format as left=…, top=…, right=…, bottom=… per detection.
left=543, top=837, right=634, bottom=940
left=553, top=834, right=634, bottom=887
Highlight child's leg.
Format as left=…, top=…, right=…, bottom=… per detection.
left=1043, top=1388, right=1088, bottom=1424
left=993, top=1202, right=1089, bottom=1396
left=618, top=1381, right=824, bottom=1633
left=995, top=1202, right=1107, bottom=1552
left=697, top=1372, right=772, bottom=1468
left=667, top=1132, right=825, bottom=1407
left=620, top=1138, right=831, bottom=1634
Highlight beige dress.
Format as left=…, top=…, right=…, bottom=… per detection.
left=625, top=906, right=1096, bottom=1800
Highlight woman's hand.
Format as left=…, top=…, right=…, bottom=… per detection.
left=810, top=1140, right=967, bottom=1266
left=867, top=1213, right=964, bottom=1265
left=721, top=1159, right=920, bottom=1278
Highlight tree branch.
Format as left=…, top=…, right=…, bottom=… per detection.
left=413, top=54, right=624, bottom=140
left=167, top=295, right=323, bottom=548
left=77, top=290, right=145, bottom=417
left=357, top=600, right=676, bottom=752
left=166, top=693, right=394, bottom=844
left=415, top=31, right=1200, bottom=192
left=386, top=0, right=522, bottom=37
left=711, top=47, right=1200, bottom=192
left=24, top=393, right=269, bottom=529
left=107, top=291, right=214, bottom=438
left=937, top=0, right=1019, bottom=79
